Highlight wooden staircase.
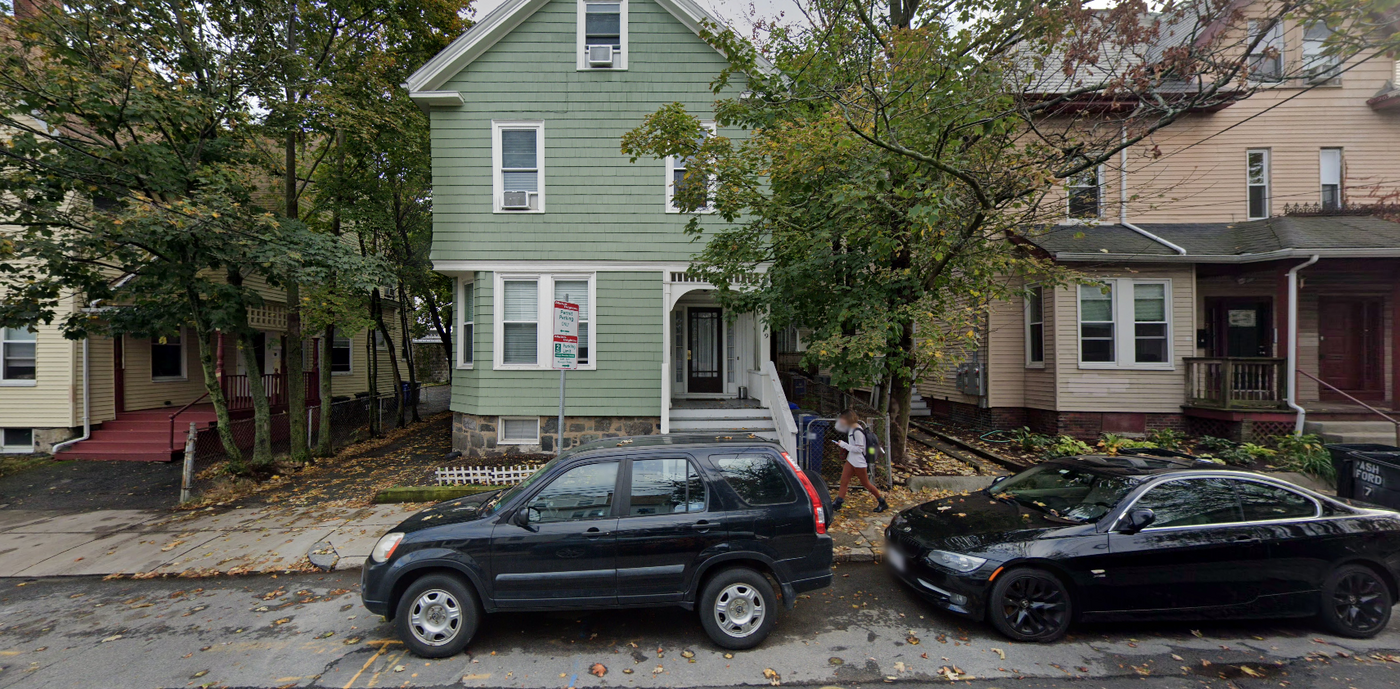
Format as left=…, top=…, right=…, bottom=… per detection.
left=54, top=407, right=218, bottom=462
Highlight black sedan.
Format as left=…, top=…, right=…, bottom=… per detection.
left=885, top=455, right=1400, bottom=642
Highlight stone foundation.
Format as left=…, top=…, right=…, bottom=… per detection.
left=452, top=413, right=662, bottom=457
left=930, top=400, right=1185, bottom=441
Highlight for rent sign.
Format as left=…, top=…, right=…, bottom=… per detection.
left=552, top=300, right=579, bottom=370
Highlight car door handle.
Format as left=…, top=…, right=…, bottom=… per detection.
left=692, top=520, right=713, bottom=533
left=585, top=526, right=607, bottom=539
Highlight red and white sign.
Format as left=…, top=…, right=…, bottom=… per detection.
left=552, top=300, right=579, bottom=370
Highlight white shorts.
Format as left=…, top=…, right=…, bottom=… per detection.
left=845, top=456, right=868, bottom=469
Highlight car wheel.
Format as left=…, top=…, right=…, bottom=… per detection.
left=1317, top=564, right=1393, bottom=639
left=699, top=568, right=778, bottom=650
left=395, top=574, right=480, bottom=658
left=987, top=568, right=1073, bottom=643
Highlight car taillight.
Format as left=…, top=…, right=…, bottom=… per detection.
left=780, top=451, right=826, bottom=535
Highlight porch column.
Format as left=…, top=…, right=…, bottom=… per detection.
left=1274, top=265, right=1290, bottom=361
left=661, top=274, right=672, bottom=434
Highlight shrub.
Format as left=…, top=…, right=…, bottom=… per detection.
left=1046, top=435, right=1093, bottom=458
left=1274, top=433, right=1334, bottom=482
left=1196, top=435, right=1236, bottom=453
left=1009, top=426, right=1051, bottom=453
left=1097, top=433, right=1131, bottom=456
left=1146, top=428, right=1186, bottom=450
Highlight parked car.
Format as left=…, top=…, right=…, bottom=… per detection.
left=885, top=455, right=1400, bottom=642
left=361, top=435, right=834, bottom=657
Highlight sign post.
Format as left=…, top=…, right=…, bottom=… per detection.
left=552, top=299, right=579, bottom=454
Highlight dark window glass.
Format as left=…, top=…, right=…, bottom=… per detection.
left=3, top=428, right=33, bottom=449
left=527, top=462, right=618, bottom=523
left=1027, top=287, right=1044, bottom=364
left=584, top=2, right=622, bottom=49
left=1235, top=481, right=1316, bottom=521
left=1248, top=184, right=1268, bottom=219
left=629, top=459, right=705, bottom=515
left=331, top=336, right=352, bottom=373
left=1135, top=478, right=1243, bottom=528
left=989, top=464, right=1135, bottom=522
left=151, top=334, right=183, bottom=378
left=713, top=454, right=795, bottom=505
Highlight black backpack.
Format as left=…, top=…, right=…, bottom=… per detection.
left=854, top=423, right=883, bottom=462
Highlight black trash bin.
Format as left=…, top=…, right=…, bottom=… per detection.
left=1328, top=444, right=1400, bottom=506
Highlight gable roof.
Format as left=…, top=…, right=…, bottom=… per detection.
left=405, top=0, right=734, bottom=100
left=1029, top=215, right=1400, bottom=263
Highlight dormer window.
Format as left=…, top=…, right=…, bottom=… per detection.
left=578, top=0, right=627, bottom=70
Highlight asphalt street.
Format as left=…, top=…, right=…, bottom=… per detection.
left=1, top=562, right=1398, bottom=689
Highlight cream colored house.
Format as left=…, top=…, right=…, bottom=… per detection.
left=920, top=18, right=1400, bottom=444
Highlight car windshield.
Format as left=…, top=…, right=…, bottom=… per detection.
left=988, top=464, right=1137, bottom=523
left=481, top=455, right=563, bottom=516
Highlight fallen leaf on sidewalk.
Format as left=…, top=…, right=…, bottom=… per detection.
left=590, top=663, right=606, bottom=677
left=991, top=648, right=1005, bottom=660
left=393, top=665, right=404, bottom=672
left=681, top=650, right=694, bottom=659
left=101, top=635, right=122, bottom=643
left=762, top=668, right=781, bottom=685
left=1240, top=666, right=1263, bottom=678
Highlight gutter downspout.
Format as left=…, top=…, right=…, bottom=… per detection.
left=1286, top=255, right=1320, bottom=434
left=1119, top=126, right=1187, bottom=256
left=52, top=272, right=137, bottom=455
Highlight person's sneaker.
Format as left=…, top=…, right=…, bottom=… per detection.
left=831, top=498, right=845, bottom=512
left=873, top=498, right=889, bottom=513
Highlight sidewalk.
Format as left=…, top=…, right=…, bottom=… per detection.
left=0, top=503, right=422, bottom=578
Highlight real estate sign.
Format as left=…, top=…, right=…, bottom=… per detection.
left=552, top=300, right=579, bottom=370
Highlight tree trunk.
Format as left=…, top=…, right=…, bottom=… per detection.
left=186, top=289, right=242, bottom=471
left=284, top=128, right=308, bottom=463
left=888, top=321, right=916, bottom=466
left=423, top=287, right=453, bottom=378
left=317, top=323, right=334, bottom=456
left=397, top=279, right=422, bottom=423
left=373, top=290, right=406, bottom=428
left=238, top=331, right=274, bottom=469
left=367, top=315, right=379, bottom=437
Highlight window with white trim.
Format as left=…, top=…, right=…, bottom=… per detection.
left=1320, top=148, right=1342, bottom=210
left=1, top=327, right=37, bottom=383
left=331, top=335, right=352, bottom=374
left=458, top=278, right=474, bottom=368
left=666, top=123, right=717, bottom=213
left=1025, top=286, right=1045, bottom=366
left=495, top=274, right=596, bottom=370
left=1, top=428, right=34, bottom=454
left=577, top=0, right=627, bottom=70
left=1077, top=279, right=1173, bottom=369
left=1302, top=22, right=1339, bottom=82
left=151, top=331, right=185, bottom=381
left=1247, top=149, right=1270, bottom=219
left=1066, top=166, right=1102, bottom=220
left=1247, top=20, right=1283, bottom=82
left=492, top=121, right=544, bottom=212
left=499, top=417, right=541, bottom=444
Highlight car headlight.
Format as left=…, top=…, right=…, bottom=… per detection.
left=370, top=532, right=405, bottom=563
left=923, top=550, right=987, bottom=573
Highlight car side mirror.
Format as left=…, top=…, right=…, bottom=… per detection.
left=512, top=507, right=539, bottom=533
left=1119, top=507, right=1156, bottom=534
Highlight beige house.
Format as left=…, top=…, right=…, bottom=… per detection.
left=920, top=17, right=1400, bottom=444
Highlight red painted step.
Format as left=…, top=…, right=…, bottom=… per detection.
left=53, top=406, right=218, bottom=462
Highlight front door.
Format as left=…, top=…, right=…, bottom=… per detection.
left=614, top=457, right=725, bottom=604
left=1209, top=299, right=1272, bottom=357
left=687, top=308, right=723, bottom=394
left=1318, top=298, right=1384, bottom=400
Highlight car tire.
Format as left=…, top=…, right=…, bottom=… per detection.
left=395, top=574, right=481, bottom=658
left=1317, top=564, right=1393, bottom=639
left=699, top=567, right=778, bottom=650
left=987, top=568, right=1073, bottom=643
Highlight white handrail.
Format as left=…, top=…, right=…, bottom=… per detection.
left=761, top=361, right=799, bottom=457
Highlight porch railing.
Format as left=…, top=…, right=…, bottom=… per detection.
left=221, top=371, right=320, bottom=412
left=1297, top=369, right=1400, bottom=446
left=1185, top=357, right=1288, bottom=410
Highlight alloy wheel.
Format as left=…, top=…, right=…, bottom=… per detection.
left=1332, top=571, right=1388, bottom=634
left=409, top=589, right=462, bottom=646
left=713, top=583, right=766, bottom=638
left=999, top=575, right=1068, bottom=638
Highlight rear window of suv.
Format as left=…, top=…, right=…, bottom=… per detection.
left=712, top=453, right=795, bottom=505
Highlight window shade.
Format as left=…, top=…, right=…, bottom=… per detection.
left=1134, top=284, right=1166, bottom=321
left=503, top=281, right=538, bottom=321
left=501, top=130, right=536, bottom=169
left=553, top=280, right=589, bottom=320
left=501, top=418, right=539, bottom=442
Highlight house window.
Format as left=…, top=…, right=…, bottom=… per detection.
left=1066, top=167, right=1102, bottom=220
left=554, top=279, right=589, bottom=365
left=1, top=428, right=34, bottom=454
left=499, top=417, right=540, bottom=444
left=577, top=0, right=627, bottom=69
left=1247, top=20, right=1283, bottom=82
left=1, top=327, right=37, bottom=383
left=151, top=331, right=185, bottom=380
left=493, top=121, right=544, bottom=212
left=666, top=123, right=716, bottom=213
left=458, top=279, right=474, bottom=368
left=1025, top=286, right=1045, bottom=366
left=1320, top=148, right=1342, bottom=210
left=1078, top=279, right=1173, bottom=369
left=331, top=335, right=352, bottom=374
left=1247, top=149, right=1270, bottom=219
left=1302, top=22, right=1339, bottom=82
left=502, top=279, right=540, bottom=365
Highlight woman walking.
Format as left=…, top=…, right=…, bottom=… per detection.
left=831, top=409, right=887, bottom=513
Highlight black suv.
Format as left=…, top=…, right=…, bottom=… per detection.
left=361, top=435, right=833, bottom=657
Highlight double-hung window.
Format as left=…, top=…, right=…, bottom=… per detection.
left=1247, top=20, right=1284, bottom=82
left=1247, top=149, right=1270, bottom=220
left=577, top=0, right=627, bottom=69
left=666, top=123, right=717, bottom=213
left=458, top=278, right=474, bottom=368
left=493, top=121, right=544, bottom=212
left=1302, top=22, right=1340, bottom=82
left=331, top=335, right=352, bottom=374
left=1, top=327, right=37, bottom=384
left=1077, top=279, right=1173, bottom=369
left=1320, top=148, right=1342, bottom=210
left=495, top=274, right=596, bottom=370
left=1025, top=286, right=1045, bottom=366
left=151, top=331, right=185, bottom=381
left=1066, top=166, right=1102, bottom=220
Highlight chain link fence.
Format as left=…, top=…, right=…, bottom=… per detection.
left=780, top=372, right=893, bottom=490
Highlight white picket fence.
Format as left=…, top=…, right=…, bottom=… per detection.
left=436, top=464, right=541, bottom=486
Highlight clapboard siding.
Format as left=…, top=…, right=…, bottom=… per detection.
left=120, top=330, right=208, bottom=412
left=452, top=271, right=663, bottom=416
left=428, top=0, right=742, bottom=264
left=1025, top=286, right=1057, bottom=409
left=0, top=316, right=76, bottom=428
left=986, top=288, right=1026, bottom=409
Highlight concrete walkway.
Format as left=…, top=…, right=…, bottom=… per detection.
left=0, top=503, right=422, bottom=578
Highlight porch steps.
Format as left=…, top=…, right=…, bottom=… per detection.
left=1304, top=419, right=1400, bottom=446
left=54, top=408, right=218, bottom=462
left=668, top=406, right=778, bottom=440
left=909, top=392, right=932, bottom=418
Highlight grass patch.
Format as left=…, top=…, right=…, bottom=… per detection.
left=0, top=454, right=54, bottom=480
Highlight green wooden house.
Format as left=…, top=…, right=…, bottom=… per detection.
left=407, top=0, right=797, bottom=456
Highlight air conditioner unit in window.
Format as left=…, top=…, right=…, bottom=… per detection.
left=502, top=190, right=531, bottom=210
left=587, top=44, right=614, bottom=67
